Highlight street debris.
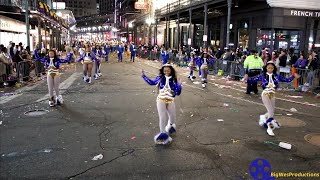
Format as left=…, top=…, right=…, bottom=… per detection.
left=193, top=81, right=200, bottom=84
left=1, top=92, right=17, bottom=97
left=131, top=136, right=136, bottom=140
left=217, top=119, right=224, bottom=122
left=290, top=108, right=297, bottom=112
left=223, top=103, right=229, bottom=107
left=231, top=139, right=240, bottom=143
left=286, top=95, right=303, bottom=99
left=278, top=142, right=292, bottom=150
left=38, top=149, right=52, bottom=153
left=92, top=154, right=103, bottom=160
left=0, top=121, right=2, bottom=125
left=190, top=114, right=194, bottom=117
left=286, top=114, right=293, bottom=116
left=264, top=141, right=292, bottom=150
left=229, top=108, right=239, bottom=112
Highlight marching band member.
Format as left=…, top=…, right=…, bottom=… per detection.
left=34, top=49, right=73, bottom=107
left=129, top=42, right=136, bottom=62
left=76, top=46, right=100, bottom=84
left=104, top=43, right=111, bottom=62
left=246, top=61, right=300, bottom=136
left=141, top=64, right=182, bottom=145
left=117, top=43, right=125, bottom=62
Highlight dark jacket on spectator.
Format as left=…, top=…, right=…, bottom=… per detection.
left=279, top=54, right=287, bottom=67
left=294, top=58, right=308, bottom=69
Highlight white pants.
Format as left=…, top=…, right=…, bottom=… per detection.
left=261, top=93, right=275, bottom=119
left=47, top=73, right=60, bottom=97
left=156, top=100, right=176, bottom=133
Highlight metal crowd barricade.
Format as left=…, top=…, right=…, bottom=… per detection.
left=34, top=59, right=45, bottom=77
left=229, top=61, right=245, bottom=80
left=295, top=68, right=320, bottom=92
left=16, top=61, right=32, bottom=82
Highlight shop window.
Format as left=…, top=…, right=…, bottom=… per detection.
left=276, top=30, right=301, bottom=52
left=238, top=29, right=249, bottom=49
left=308, top=20, right=320, bottom=51
left=256, top=29, right=301, bottom=52
left=256, top=29, right=273, bottom=52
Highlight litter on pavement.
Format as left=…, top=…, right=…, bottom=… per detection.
left=223, top=103, right=229, bottom=107
left=290, top=108, right=298, bottom=112
left=264, top=141, right=292, bottom=150
left=217, top=119, right=224, bottom=122
left=231, top=139, right=240, bottom=143
left=0, top=121, right=2, bottom=125
left=229, top=108, right=239, bottom=112
left=286, top=95, right=303, bottom=99
left=92, top=154, right=103, bottom=160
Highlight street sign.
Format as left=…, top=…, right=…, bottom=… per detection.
left=135, top=1, right=148, bottom=10
left=188, top=38, right=191, bottom=45
left=203, top=35, right=207, bottom=42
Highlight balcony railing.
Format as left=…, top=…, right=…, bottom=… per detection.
left=127, top=13, right=149, bottom=23
left=155, top=0, right=224, bottom=17
left=76, top=26, right=112, bottom=34
left=0, top=0, right=41, bottom=10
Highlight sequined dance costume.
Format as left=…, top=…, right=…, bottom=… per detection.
left=248, top=72, right=295, bottom=136
left=93, top=48, right=103, bottom=80
left=76, top=52, right=100, bottom=84
left=187, top=55, right=197, bottom=81
left=197, top=57, right=215, bottom=88
left=142, top=69, right=182, bottom=145
left=34, top=50, right=73, bottom=107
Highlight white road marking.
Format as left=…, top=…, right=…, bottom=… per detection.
left=36, top=73, right=80, bottom=102
left=0, top=81, right=44, bottom=104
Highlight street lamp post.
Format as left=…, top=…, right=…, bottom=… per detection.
left=226, top=0, right=232, bottom=48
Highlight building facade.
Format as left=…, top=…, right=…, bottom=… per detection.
left=99, top=0, right=115, bottom=15
left=128, top=0, right=320, bottom=53
left=64, top=0, right=97, bottom=18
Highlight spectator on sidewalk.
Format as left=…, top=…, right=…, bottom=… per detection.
left=311, top=50, right=319, bottom=89
left=0, top=47, right=12, bottom=86
left=306, top=53, right=318, bottom=87
left=271, top=51, right=280, bottom=74
left=289, top=48, right=298, bottom=66
left=294, top=51, right=308, bottom=85
left=294, top=52, right=308, bottom=69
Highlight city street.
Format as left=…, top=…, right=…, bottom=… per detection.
left=0, top=55, right=320, bottom=180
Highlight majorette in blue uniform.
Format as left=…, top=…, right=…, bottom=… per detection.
left=34, top=49, right=73, bottom=106
left=247, top=61, right=299, bottom=136
left=76, top=46, right=100, bottom=84
left=141, top=64, right=182, bottom=145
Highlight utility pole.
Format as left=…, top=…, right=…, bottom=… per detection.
left=226, top=0, right=232, bottom=48
left=114, top=0, right=117, bottom=39
left=25, top=0, right=30, bottom=48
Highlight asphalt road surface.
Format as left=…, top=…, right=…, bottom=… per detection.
left=1, top=55, right=319, bottom=180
